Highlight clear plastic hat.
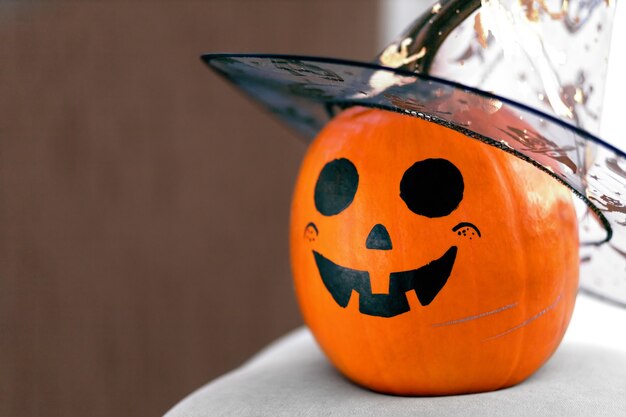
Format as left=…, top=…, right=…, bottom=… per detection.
left=202, top=0, right=626, bottom=306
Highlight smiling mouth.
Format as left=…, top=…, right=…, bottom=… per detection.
left=312, top=247, right=458, bottom=318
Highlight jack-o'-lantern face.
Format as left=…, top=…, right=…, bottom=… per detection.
left=311, top=156, right=474, bottom=317
left=290, top=107, right=579, bottom=395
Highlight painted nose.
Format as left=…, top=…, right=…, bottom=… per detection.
left=365, top=224, right=393, bottom=250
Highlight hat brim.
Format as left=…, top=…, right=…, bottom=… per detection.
left=202, top=53, right=626, bottom=306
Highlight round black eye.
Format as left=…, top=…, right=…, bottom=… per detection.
left=400, top=158, right=464, bottom=218
left=314, top=158, right=359, bottom=216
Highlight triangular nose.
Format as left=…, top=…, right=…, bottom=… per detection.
left=366, top=224, right=392, bottom=250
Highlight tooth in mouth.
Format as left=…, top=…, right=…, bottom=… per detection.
left=312, top=247, right=458, bottom=318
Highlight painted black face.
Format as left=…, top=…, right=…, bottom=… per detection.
left=311, top=157, right=467, bottom=318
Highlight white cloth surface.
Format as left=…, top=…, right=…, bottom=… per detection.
left=165, top=295, right=626, bottom=417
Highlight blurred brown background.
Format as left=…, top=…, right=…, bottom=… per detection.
left=0, top=1, right=378, bottom=416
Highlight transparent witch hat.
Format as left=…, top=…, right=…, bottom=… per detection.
left=202, top=0, right=626, bottom=306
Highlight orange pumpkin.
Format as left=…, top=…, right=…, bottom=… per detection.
left=290, top=106, right=579, bottom=395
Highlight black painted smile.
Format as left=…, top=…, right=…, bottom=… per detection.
left=312, top=247, right=458, bottom=318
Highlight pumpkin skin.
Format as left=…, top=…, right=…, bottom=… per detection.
left=290, top=106, right=579, bottom=395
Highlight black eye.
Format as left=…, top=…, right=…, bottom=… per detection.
left=400, top=158, right=464, bottom=218
left=314, top=158, right=359, bottom=216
